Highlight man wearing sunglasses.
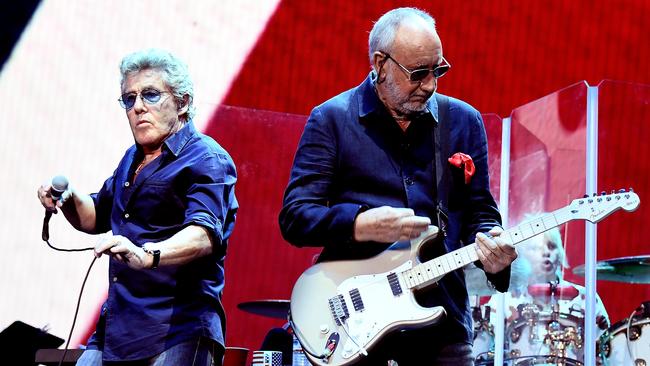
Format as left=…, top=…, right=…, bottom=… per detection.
left=280, top=7, right=515, bottom=365
left=37, top=49, right=238, bottom=365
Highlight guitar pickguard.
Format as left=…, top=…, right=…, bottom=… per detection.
left=334, top=261, right=442, bottom=359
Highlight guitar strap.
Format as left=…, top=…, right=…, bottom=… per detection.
left=433, top=94, right=451, bottom=236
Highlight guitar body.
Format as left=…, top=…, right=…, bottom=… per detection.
left=290, top=226, right=446, bottom=366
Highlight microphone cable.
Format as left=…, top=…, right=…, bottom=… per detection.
left=42, top=210, right=94, bottom=252
left=57, top=256, right=97, bottom=366
left=42, top=212, right=98, bottom=366
left=44, top=237, right=95, bottom=252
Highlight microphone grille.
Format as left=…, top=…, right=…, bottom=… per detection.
left=51, top=175, right=69, bottom=199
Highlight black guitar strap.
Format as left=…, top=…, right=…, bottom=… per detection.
left=434, top=94, right=451, bottom=236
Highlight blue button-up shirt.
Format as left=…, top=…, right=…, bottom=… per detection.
left=88, top=121, right=238, bottom=361
left=280, top=74, right=505, bottom=346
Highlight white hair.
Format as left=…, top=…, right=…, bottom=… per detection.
left=368, top=7, right=437, bottom=65
left=518, top=213, right=569, bottom=280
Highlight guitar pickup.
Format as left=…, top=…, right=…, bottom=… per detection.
left=387, top=272, right=402, bottom=296
left=328, top=294, right=349, bottom=325
left=349, top=288, right=364, bottom=312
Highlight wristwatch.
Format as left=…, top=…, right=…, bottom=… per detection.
left=143, top=246, right=161, bottom=269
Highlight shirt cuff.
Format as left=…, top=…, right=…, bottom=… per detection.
left=184, top=214, right=223, bottom=244
left=485, top=264, right=511, bottom=292
left=329, top=203, right=368, bottom=244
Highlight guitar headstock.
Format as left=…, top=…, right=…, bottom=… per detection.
left=569, top=189, right=640, bottom=223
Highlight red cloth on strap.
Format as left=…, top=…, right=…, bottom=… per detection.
left=448, top=152, right=475, bottom=184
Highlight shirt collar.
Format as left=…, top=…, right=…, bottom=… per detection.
left=162, top=120, right=195, bottom=157
left=357, top=72, right=439, bottom=125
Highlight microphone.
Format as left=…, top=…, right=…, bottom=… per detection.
left=42, top=175, right=69, bottom=241
left=50, top=175, right=69, bottom=201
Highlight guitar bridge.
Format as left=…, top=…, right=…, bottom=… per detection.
left=328, top=294, right=349, bottom=325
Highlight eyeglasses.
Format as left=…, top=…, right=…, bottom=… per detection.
left=382, top=52, right=451, bottom=82
left=118, top=88, right=170, bottom=110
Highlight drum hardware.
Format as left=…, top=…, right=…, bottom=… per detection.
left=511, top=303, right=542, bottom=344
left=471, top=295, right=496, bottom=363
left=625, top=303, right=647, bottom=366
left=509, top=349, right=521, bottom=358
left=473, top=315, right=494, bottom=340
left=568, top=304, right=584, bottom=319
left=543, top=283, right=584, bottom=362
left=626, top=324, right=642, bottom=341
left=474, top=351, right=495, bottom=365
left=506, top=282, right=585, bottom=366
left=527, top=283, right=579, bottom=301
left=506, top=355, right=583, bottom=366
left=544, top=325, right=583, bottom=359
left=598, top=336, right=611, bottom=359
left=473, top=282, right=594, bottom=365
left=597, top=301, right=650, bottom=366
left=472, top=300, right=494, bottom=339
left=475, top=300, right=586, bottom=365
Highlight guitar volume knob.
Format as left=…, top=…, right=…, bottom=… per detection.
left=320, top=324, right=329, bottom=334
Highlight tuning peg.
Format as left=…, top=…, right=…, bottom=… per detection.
left=583, top=194, right=589, bottom=198
left=619, top=189, right=626, bottom=193
left=611, top=190, right=615, bottom=194
left=593, top=193, right=597, bottom=197
left=630, top=187, right=634, bottom=192
left=601, top=191, right=606, bottom=196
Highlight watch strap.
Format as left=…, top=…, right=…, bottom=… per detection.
left=143, top=247, right=161, bottom=269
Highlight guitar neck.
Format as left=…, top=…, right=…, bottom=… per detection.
left=401, top=206, right=573, bottom=289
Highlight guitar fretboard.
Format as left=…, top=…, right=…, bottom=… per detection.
left=400, top=206, right=574, bottom=289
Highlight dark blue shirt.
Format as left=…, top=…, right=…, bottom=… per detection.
left=279, top=74, right=506, bottom=346
left=87, top=121, right=238, bottom=361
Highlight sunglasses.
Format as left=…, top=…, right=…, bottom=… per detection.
left=118, top=88, right=170, bottom=110
left=382, top=52, right=451, bottom=82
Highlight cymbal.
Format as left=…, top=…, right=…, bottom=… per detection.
left=572, top=255, right=650, bottom=284
left=527, top=283, right=579, bottom=300
left=237, top=299, right=290, bottom=320
left=464, top=264, right=497, bottom=296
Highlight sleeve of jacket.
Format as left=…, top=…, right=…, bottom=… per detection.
left=279, top=106, right=364, bottom=247
left=461, top=109, right=511, bottom=292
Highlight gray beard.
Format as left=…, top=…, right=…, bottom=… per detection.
left=382, top=75, right=432, bottom=117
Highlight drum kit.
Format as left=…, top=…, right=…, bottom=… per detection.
left=470, top=255, right=650, bottom=366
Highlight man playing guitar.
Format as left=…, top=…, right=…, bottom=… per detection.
left=279, top=7, right=516, bottom=365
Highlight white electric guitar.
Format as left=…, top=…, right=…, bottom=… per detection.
left=289, top=190, right=640, bottom=366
